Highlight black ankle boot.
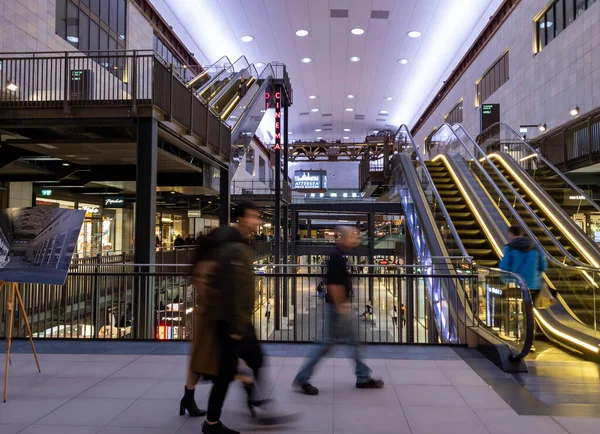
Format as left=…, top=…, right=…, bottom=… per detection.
left=179, top=387, right=206, bottom=417
left=245, top=384, right=271, bottom=417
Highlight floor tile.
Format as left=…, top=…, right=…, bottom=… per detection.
left=443, top=368, right=488, bottom=386
left=81, top=378, right=159, bottom=399
left=387, top=367, right=451, bottom=385
left=19, top=425, right=102, bottom=434
left=56, top=362, right=129, bottom=378
left=385, top=359, right=438, bottom=369
left=37, top=398, right=134, bottom=426
left=141, top=380, right=190, bottom=400
left=101, top=427, right=178, bottom=434
left=553, top=416, right=600, bottom=434
left=334, top=405, right=410, bottom=433
left=0, top=425, right=28, bottom=434
left=456, top=385, right=511, bottom=410
left=110, top=363, right=182, bottom=380
left=0, top=398, right=68, bottom=425
left=109, top=399, right=188, bottom=429
left=12, top=377, right=101, bottom=399
left=403, top=405, right=489, bottom=434
left=271, top=380, right=335, bottom=404
left=395, top=385, right=468, bottom=407
left=333, top=382, right=400, bottom=406
left=435, top=360, right=471, bottom=369
left=476, top=409, right=568, bottom=434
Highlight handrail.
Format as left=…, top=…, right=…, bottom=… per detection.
left=480, top=122, right=600, bottom=215
left=435, top=123, right=599, bottom=273
left=393, top=125, right=470, bottom=261
left=187, top=55, right=233, bottom=88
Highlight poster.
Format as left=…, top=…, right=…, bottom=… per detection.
left=0, top=207, right=85, bottom=285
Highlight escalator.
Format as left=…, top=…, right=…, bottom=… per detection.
left=437, top=123, right=600, bottom=361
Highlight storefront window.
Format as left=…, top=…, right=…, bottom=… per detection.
left=590, top=214, right=600, bottom=243
left=78, top=202, right=102, bottom=256
left=102, top=209, right=116, bottom=252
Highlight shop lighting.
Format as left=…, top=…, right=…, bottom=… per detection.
left=570, top=106, right=579, bottom=117
left=5, top=80, right=17, bottom=92
left=538, top=124, right=547, bottom=132
left=62, top=163, right=70, bottom=167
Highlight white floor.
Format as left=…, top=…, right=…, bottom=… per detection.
left=0, top=353, right=596, bottom=434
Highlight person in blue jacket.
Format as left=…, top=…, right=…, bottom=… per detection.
left=499, top=225, right=547, bottom=294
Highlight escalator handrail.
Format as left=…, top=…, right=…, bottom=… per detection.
left=187, top=55, right=234, bottom=88
left=480, top=121, right=600, bottom=215
left=393, top=125, right=470, bottom=261
left=474, top=264, right=535, bottom=360
left=440, top=123, right=600, bottom=273
left=230, top=64, right=275, bottom=135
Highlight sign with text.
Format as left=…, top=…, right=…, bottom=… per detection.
left=564, top=189, right=593, bottom=206
left=103, top=196, right=125, bottom=208
left=293, top=170, right=327, bottom=192
left=480, top=103, right=500, bottom=133
left=41, top=189, right=52, bottom=197
left=187, top=210, right=202, bottom=218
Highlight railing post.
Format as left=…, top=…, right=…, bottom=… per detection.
left=63, top=52, right=69, bottom=115
left=132, top=50, right=138, bottom=113
left=169, top=61, right=174, bottom=120
left=92, top=268, right=100, bottom=339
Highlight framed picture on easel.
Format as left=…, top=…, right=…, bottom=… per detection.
left=0, top=207, right=85, bottom=402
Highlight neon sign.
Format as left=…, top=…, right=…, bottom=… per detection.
left=274, top=88, right=281, bottom=151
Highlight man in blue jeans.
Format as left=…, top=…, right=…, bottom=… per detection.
left=293, top=227, right=384, bottom=395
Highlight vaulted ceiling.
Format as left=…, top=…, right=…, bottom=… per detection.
left=151, top=0, right=502, bottom=143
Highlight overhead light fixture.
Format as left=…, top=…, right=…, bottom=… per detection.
left=240, top=35, right=254, bottom=42
left=349, top=56, right=361, bottom=62
left=289, top=132, right=293, bottom=134
left=345, top=108, right=354, bottom=112
left=570, top=106, right=579, bottom=117
left=296, top=29, right=309, bottom=37
left=62, top=163, right=70, bottom=167
left=6, top=80, right=17, bottom=92
left=315, top=129, right=322, bottom=132
left=308, top=95, right=317, bottom=99
left=538, top=124, right=547, bottom=132
left=385, top=96, right=393, bottom=101
left=38, top=143, right=57, bottom=149
left=171, top=191, right=176, bottom=194
left=301, top=57, right=313, bottom=63
left=255, top=62, right=265, bottom=68
left=407, top=30, right=422, bottom=38
left=397, top=58, right=409, bottom=64
left=347, top=94, right=355, bottom=99
left=67, top=36, right=79, bottom=43
left=311, top=108, right=319, bottom=112
left=379, top=110, right=389, bottom=114
left=343, top=136, right=350, bottom=139
left=344, top=128, right=351, bottom=132
left=351, top=28, right=365, bottom=35
left=316, top=136, right=323, bottom=140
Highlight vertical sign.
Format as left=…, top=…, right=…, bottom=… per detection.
left=274, top=88, right=281, bottom=151
left=480, top=103, right=500, bottom=133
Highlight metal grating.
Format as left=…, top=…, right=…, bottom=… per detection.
left=322, top=123, right=332, bottom=127
left=324, top=128, right=332, bottom=131
left=371, top=10, right=390, bottom=19
left=299, top=112, right=310, bottom=116
left=330, top=9, right=349, bottom=18
left=354, top=114, right=365, bottom=120
left=322, top=113, right=332, bottom=117
left=385, top=124, right=396, bottom=128
left=376, top=118, right=386, bottom=121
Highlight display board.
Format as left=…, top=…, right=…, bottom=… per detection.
left=0, top=207, right=85, bottom=285
left=293, top=170, right=327, bottom=192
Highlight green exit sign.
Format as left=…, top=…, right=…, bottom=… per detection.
left=41, top=189, right=52, bottom=197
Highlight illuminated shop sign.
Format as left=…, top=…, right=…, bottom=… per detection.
left=266, top=87, right=282, bottom=151
left=103, top=196, right=125, bottom=208
left=293, top=170, right=327, bottom=191
left=80, top=205, right=99, bottom=214
left=41, top=189, right=52, bottom=197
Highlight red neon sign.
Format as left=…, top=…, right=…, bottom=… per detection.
left=274, top=90, right=281, bottom=151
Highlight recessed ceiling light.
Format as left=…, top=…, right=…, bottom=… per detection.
left=345, top=108, right=354, bottom=112
left=407, top=30, right=422, bottom=38
left=62, top=163, right=70, bottom=167
left=351, top=28, right=365, bottom=35
left=397, top=58, right=409, bottom=64
left=301, top=57, right=313, bottom=63
left=349, top=56, right=361, bottom=62
left=343, top=136, right=350, bottom=139
left=255, top=62, right=265, bottom=68
left=344, top=128, right=351, bottom=132
left=385, top=96, right=393, bottom=101
left=347, top=94, right=355, bottom=99
left=315, top=129, right=322, bottom=132
left=379, top=110, right=389, bottom=114
left=311, top=108, right=319, bottom=113
left=296, top=29, right=309, bottom=37
left=316, top=137, right=323, bottom=140
left=240, top=35, right=254, bottom=42
left=289, top=132, right=293, bottom=134
left=309, top=95, right=317, bottom=99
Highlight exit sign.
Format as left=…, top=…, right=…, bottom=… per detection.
left=41, top=189, right=52, bottom=197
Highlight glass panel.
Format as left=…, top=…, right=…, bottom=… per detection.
left=546, top=8, right=555, bottom=44
left=538, top=19, right=546, bottom=51
left=89, top=20, right=99, bottom=51
left=555, top=0, right=564, bottom=35
left=246, top=147, right=255, bottom=175
left=81, top=0, right=90, bottom=6
left=100, top=0, right=109, bottom=24
left=109, top=0, right=118, bottom=32
left=66, top=1, right=79, bottom=48
left=90, top=0, right=100, bottom=16
left=56, top=0, right=67, bottom=38
left=565, top=0, right=575, bottom=25
left=117, top=0, right=126, bottom=40
left=576, top=0, right=586, bottom=17
left=589, top=0, right=597, bottom=7
left=78, top=11, right=90, bottom=51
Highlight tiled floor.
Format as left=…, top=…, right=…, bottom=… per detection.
left=0, top=343, right=598, bottom=433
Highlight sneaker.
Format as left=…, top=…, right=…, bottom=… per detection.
left=356, top=378, right=385, bottom=389
left=201, top=421, right=239, bottom=434
left=294, top=382, right=319, bottom=395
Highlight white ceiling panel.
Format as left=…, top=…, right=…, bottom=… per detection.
left=152, top=0, right=500, bottom=143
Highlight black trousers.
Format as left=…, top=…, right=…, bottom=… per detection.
left=238, top=324, right=264, bottom=402
left=206, top=321, right=238, bottom=422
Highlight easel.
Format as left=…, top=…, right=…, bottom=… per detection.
left=0, top=281, right=41, bottom=402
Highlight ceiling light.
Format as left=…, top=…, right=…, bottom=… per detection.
left=240, top=35, right=254, bottom=42
left=540, top=21, right=553, bottom=29
left=301, top=57, right=312, bottom=63
left=66, top=154, right=77, bottom=157
left=62, top=163, right=70, bottom=167
left=296, top=29, right=309, bottom=37
left=311, top=108, right=319, bottom=112
left=344, top=128, right=351, bottom=132
left=255, top=62, right=265, bottom=68
left=347, top=94, right=355, bottom=99
left=349, top=56, right=360, bottom=62
left=67, top=36, right=79, bottom=43
left=397, top=58, right=409, bottom=64
left=538, top=124, right=547, bottom=132
left=38, top=143, right=57, bottom=149
left=351, top=28, right=365, bottom=35
left=570, top=106, right=579, bottom=116
left=407, top=30, right=422, bottom=38
left=6, top=80, right=17, bottom=92
left=315, top=129, right=322, bottom=132
left=289, top=132, right=293, bottom=134
left=385, top=96, right=393, bottom=101
left=345, top=108, right=354, bottom=112
left=309, top=95, right=317, bottom=99
left=379, top=110, right=389, bottom=114
left=343, top=136, right=350, bottom=139
left=316, top=137, right=322, bottom=140
left=171, top=191, right=176, bottom=194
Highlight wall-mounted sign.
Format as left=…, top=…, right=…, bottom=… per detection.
left=480, top=103, right=500, bottom=133
left=564, top=189, right=592, bottom=206
left=488, top=287, right=503, bottom=296
left=70, top=69, right=93, bottom=101
left=80, top=205, right=99, bottom=214
left=103, top=196, right=125, bottom=208
left=41, top=189, right=52, bottom=197
left=293, top=170, right=327, bottom=192
left=187, top=210, right=202, bottom=218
